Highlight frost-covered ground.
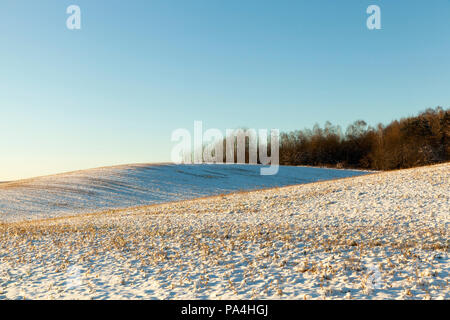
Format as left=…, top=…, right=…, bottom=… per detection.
left=0, top=164, right=367, bottom=222
left=0, top=163, right=448, bottom=300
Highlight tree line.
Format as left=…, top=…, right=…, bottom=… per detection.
left=279, top=107, right=449, bottom=170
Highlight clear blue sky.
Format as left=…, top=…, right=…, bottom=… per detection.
left=1, top=0, right=449, bottom=180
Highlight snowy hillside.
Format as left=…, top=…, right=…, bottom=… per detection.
left=0, top=164, right=368, bottom=221
left=0, top=163, right=447, bottom=299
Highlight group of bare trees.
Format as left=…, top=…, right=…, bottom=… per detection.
left=279, top=107, right=449, bottom=170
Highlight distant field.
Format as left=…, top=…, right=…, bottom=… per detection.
left=0, top=164, right=368, bottom=222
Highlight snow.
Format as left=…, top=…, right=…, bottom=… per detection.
left=0, top=163, right=448, bottom=300
left=0, top=164, right=368, bottom=222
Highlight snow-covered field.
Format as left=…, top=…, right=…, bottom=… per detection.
left=0, top=163, right=448, bottom=300
left=0, top=164, right=367, bottom=222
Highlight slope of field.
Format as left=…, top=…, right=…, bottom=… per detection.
left=0, top=164, right=367, bottom=221
left=0, top=163, right=448, bottom=300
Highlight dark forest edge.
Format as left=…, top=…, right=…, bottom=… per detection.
left=279, top=107, right=449, bottom=170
